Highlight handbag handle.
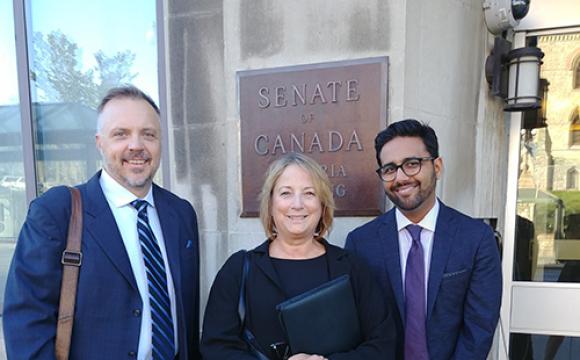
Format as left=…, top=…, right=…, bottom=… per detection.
left=238, top=251, right=270, bottom=360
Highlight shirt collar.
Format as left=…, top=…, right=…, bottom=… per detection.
left=99, top=169, right=155, bottom=208
left=395, top=198, right=440, bottom=232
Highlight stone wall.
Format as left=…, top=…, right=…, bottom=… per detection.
left=161, top=0, right=508, bottom=318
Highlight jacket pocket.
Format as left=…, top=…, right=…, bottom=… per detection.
left=442, top=268, right=469, bottom=279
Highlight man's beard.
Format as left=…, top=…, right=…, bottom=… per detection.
left=385, top=171, right=437, bottom=212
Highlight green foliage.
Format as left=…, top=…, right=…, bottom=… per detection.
left=31, top=31, right=137, bottom=109
left=95, top=50, right=136, bottom=97
left=552, top=191, right=580, bottom=215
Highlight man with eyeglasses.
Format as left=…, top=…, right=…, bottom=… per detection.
left=345, top=119, right=501, bottom=360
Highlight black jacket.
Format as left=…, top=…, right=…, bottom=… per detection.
left=201, top=239, right=397, bottom=360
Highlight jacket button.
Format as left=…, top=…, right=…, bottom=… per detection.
left=128, top=351, right=137, bottom=358
left=133, top=309, right=141, bottom=317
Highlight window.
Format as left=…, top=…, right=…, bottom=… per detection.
left=515, top=32, right=580, bottom=285
left=575, top=55, right=580, bottom=89
left=25, top=0, right=160, bottom=194
left=0, top=0, right=26, bottom=316
left=568, top=168, right=578, bottom=190
left=571, top=111, right=580, bottom=147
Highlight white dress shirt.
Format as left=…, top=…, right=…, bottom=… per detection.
left=396, top=199, right=440, bottom=303
left=100, top=170, right=178, bottom=360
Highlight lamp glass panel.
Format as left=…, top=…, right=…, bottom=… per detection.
left=508, top=55, right=541, bottom=106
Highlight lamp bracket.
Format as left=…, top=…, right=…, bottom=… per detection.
left=485, top=36, right=512, bottom=98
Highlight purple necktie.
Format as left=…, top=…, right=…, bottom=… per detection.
left=404, top=224, right=429, bottom=360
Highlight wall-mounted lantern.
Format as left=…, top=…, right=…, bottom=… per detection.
left=504, top=47, right=545, bottom=111
left=482, top=0, right=542, bottom=112
left=485, top=37, right=544, bottom=112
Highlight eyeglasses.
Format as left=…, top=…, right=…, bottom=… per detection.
left=376, top=157, right=435, bottom=182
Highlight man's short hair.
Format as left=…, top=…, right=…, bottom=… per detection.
left=97, top=85, right=160, bottom=115
left=374, top=119, right=439, bottom=166
left=96, top=85, right=160, bottom=134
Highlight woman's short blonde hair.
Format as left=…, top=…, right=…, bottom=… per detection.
left=259, top=153, right=335, bottom=241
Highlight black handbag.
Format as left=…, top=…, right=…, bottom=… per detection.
left=238, top=251, right=280, bottom=360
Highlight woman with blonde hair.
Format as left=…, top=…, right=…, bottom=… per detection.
left=201, top=153, right=396, bottom=359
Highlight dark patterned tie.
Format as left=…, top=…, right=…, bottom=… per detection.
left=404, top=224, right=429, bottom=360
left=131, top=200, right=175, bottom=360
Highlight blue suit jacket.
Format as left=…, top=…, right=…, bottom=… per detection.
left=345, top=202, right=501, bottom=360
left=3, top=172, right=200, bottom=360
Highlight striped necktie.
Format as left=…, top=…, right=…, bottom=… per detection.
left=131, top=200, right=175, bottom=360
left=404, top=224, right=428, bottom=360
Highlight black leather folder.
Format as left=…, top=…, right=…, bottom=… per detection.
left=276, top=274, right=362, bottom=356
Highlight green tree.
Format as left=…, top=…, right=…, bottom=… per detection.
left=95, top=50, right=137, bottom=97
left=31, top=30, right=137, bottom=108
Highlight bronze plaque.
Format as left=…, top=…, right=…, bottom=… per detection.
left=238, top=57, right=388, bottom=217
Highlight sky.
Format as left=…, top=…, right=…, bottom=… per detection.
left=0, top=0, right=158, bottom=106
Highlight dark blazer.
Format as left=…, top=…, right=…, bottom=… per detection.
left=201, top=240, right=397, bottom=360
left=345, top=202, right=502, bottom=360
left=3, top=172, right=200, bottom=360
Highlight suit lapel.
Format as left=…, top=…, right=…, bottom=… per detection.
left=381, top=210, right=405, bottom=320
left=154, top=185, right=183, bottom=298
left=427, top=202, right=455, bottom=320
left=83, top=172, right=138, bottom=291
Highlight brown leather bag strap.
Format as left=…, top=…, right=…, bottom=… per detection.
left=55, top=187, right=83, bottom=360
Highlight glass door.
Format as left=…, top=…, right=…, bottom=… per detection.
left=504, top=29, right=580, bottom=360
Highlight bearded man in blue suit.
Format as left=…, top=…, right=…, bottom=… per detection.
left=4, top=86, right=200, bottom=359
left=345, top=119, right=501, bottom=360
